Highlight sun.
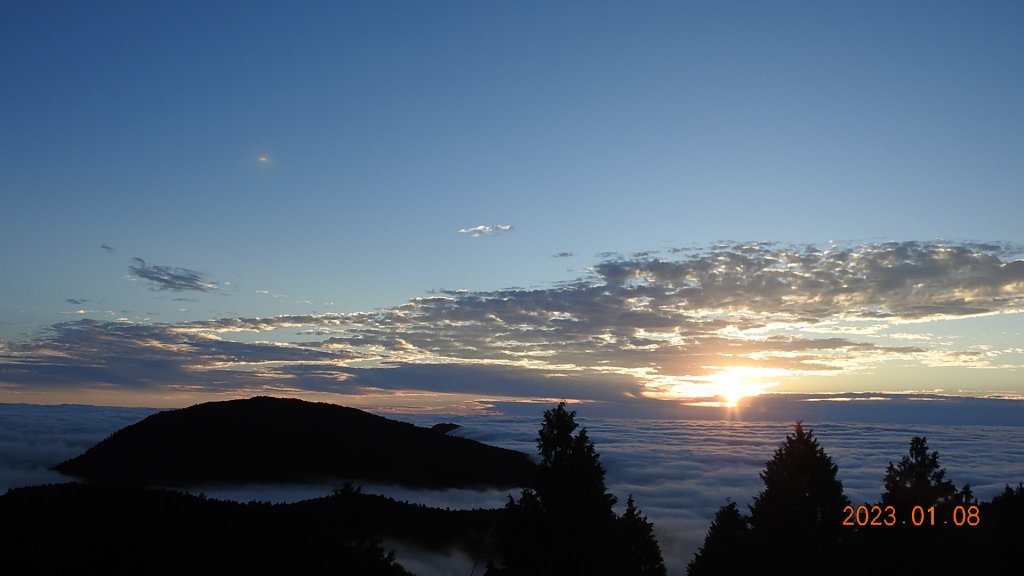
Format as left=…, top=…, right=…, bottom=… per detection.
left=717, top=383, right=747, bottom=408
left=642, top=367, right=785, bottom=408
left=706, top=367, right=776, bottom=408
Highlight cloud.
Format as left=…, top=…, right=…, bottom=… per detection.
left=100, top=244, right=114, bottom=252
left=458, top=224, right=513, bottom=237
left=2, top=241, right=1023, bottom=410
left=429, top=411, right=1024, bottom=573
left=3, top=403, right=1021, bottom=575
left=0, top=403, right=158, bottom=494
left=129, top=258, right=217, bottom=292
left=65, top=298, right=90, bottom=305
left=2, top=316, right=1020, bottom=422
left=552, top=252, right=574, bottom=258
left=589, top=241, right=1024, bottom=321
left=274, top=241, right=1021, bottom=393
left=179, top=314, right=345, bottom=333
left=0, top=320, right=363, bottom=397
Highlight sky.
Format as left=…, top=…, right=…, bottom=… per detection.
left=2, top=1, right=1023, bottom=416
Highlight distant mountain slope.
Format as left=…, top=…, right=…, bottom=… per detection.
left=55, top=396, right=536, bottom=488
left=0, top=483, right=421, bottom=575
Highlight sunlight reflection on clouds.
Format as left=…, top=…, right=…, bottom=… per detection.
left=4, top=241, right=1023, bottom=408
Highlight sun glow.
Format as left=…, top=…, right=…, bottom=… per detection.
left=706, top=366, right=782, bottom=407
left=642, top=366, right=784, bottom=408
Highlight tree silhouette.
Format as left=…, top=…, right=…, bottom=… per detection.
left=881, top=436, right=957, bottom=509
left=985, top=483, right=1024, bottom=548
left=533, top=401, right=619, bottom=526
left=951, top=482, right=1024, bottom=573
left=749, top=423, right=850, bottom=574
left=749, top=422, right=850, bottom=536
left=865, top=436, right=979, bottom=573
left=687, top=501, right=750, bottom=576
left=617, top=495, right=667, bottom=576
left=690, top=427, right=1024, bottom=576
left=988, top=483, right=1024, bottom=527
left=489, top=402, right=665, bottom=576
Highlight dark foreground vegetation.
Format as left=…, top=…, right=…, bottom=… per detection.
left=3, top=398, right=1021, bottom=575
left=56, top=396, right=535, bottom=488
left=0, top=482, right=418, bottom=575
left=688, top=423, right=1024, bottom=576
left=3, top=399, right=666, bottom=575
left=484, top=402, right=667, bottom=576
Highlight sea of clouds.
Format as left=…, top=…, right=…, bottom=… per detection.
left=2, top=404, right=1023, bottom=575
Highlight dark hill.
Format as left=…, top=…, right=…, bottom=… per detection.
left=0, top=483, right=422, bottom=575
left=55, top=396, right=535, bottom=488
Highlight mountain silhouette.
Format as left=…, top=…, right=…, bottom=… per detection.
left=55, top=396, right=536, bottom=488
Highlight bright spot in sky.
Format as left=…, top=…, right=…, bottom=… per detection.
left=712, top=378, right=756, bottom=408
left=258, top=155, right=269, bottom=163
left=643, top=366, right=782, bottom=408
left=706, top=367, right=781, bottom=407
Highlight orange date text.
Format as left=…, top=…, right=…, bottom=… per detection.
left=842, top=505, right=979, bottom=527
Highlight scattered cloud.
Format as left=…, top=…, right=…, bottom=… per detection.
left=255, top=290, right=290, bottom=299
left=2, top=241, right=1023, bottom=409
left=129, top=258, right=217, bottom=292
left=0, top=319, right=365, bottom=398
left=458, top=224, right=513, bottom=237
left=552, top=252, right=574, bottom=258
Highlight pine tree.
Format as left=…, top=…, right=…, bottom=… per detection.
left=871, top=437, right=975, bottom=574
left=750, top=422, right=850, bottom=534
left=747, top=422, right=850, bottom=574
left=618, top=495, right=667, bottom=576
left=687, top=501, right=750, bottom=576
left=488, top=402, right=665, bottom=576
left=534, top=402, right=617, bottom=523
left=881, top=436, right=956, bottom=509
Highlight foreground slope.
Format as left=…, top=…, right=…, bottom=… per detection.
left=0, top=483, right=434, bottom=576
left=56, top=396, right=535, bottom=488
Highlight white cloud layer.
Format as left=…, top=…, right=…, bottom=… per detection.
left=3, top=404, right=1021, bottom=575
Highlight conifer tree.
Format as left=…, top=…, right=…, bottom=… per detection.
left=489, top=402, right=665, bottom=576
left=749, top=422, right=850, bottom=535
left=687, top=501, right=750, bottom=576
left=881, top=436, right=956, bottom=509
left=870, top=437, right=975, bottom=574
left=618, top=495, right=667, bottom=576
left=747, top=422, right=850, bottom=574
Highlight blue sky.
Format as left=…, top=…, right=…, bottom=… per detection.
left=2, top=1, right=1023, bottom=414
